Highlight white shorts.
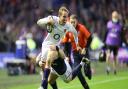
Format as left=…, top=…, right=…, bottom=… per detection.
left=51, top=60, right=73, bottom=83
left=41, top=44, right=51, bottom=62
left=35, top=44, right=50, bottom=63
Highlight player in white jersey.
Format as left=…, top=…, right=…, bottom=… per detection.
left=36, top=15, right=77, bottom=63
left=36, top=9, right=77, bottom=64
left=36, top=6, right=78, bottom=89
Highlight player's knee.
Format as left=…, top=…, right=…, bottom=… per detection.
left=48, top=79, right=55, bottom=84
left=106, top=51, right=110, bottom=56
left=47, top=50, right=58, bottom=60
left=38, top=61, right=45, bottom=68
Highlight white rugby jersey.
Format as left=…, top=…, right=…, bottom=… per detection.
left=37, top=16, right=78, bottom=46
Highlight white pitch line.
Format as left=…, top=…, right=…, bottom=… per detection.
left=59, top=76, right=128, bottom=89
left=90, top=76, right=128, bottom=85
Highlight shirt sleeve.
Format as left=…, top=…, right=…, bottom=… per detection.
left=68, top=23, right=78, bottom=44
left=37, top=16, right=50, bottom=28
left=81, top=25, right=91, bottom=39
left=37, top=16, right=58, bottom=28
left=107, top=21, right=111, bottom=30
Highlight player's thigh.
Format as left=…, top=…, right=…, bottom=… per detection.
left=47, top=47, right=65, bottom=63
left=45, top=50, right=60, bottom=68
left=45, top=46, right=65, bottom=68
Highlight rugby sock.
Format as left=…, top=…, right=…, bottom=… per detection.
left=72, top=64, right=82, bottom=79
left=41, top=68, right=50, bottom=89
left=50, top=81, right=58, bottom=89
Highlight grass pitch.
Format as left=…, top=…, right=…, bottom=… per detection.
left=0, top=62, right=128, bottom=89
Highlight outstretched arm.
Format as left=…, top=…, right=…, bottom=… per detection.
left=37, top=16, right=55, bottom=28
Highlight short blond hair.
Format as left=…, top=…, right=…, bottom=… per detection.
left=58, top=6, right=69, bottom=16
left=70, top=14, right=77, bottom=19
left=112, top=11, right=119, bottom=19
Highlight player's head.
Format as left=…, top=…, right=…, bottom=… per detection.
left=58, top=6, right=69, bottom=25
left=69, top=14, right=78, bottom=28
left=112, top=11, right=119, bottom=23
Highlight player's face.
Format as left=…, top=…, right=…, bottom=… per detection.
left=112, top=11, right=119, bottom=23
left=70, top=18, right=77, bottom=28
left=59, top=11, right=68, bottom=25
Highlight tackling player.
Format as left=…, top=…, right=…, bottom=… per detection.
left=44, top=45, right=90, bottom=87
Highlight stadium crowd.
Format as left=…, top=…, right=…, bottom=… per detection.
left=0, top=0, right=128, bottom=52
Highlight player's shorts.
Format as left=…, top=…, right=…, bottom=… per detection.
left=106, top=45, right=119, bottom=56
left=41, top=44, right=51, bottom=62
left=51, top=60, right=73, bottom=83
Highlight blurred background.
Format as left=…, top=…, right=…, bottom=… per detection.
left=1, top=0, right=128, bottom=52
left=0, top=0, right=128, bottom=89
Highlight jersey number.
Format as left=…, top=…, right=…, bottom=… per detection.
left=53, top=34, right=60, bottom=40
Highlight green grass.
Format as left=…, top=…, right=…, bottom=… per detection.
left=0, top=62, right=128, bottom=89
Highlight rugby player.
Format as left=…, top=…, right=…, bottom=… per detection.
left=36, top=6, right=78, bottom=89
left=45, top=45, right=90, bottom=88
left=62, top=14, right=92, bottom=89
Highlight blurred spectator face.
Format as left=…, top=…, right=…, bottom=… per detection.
left=112, top=11, right=119, bottom=23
